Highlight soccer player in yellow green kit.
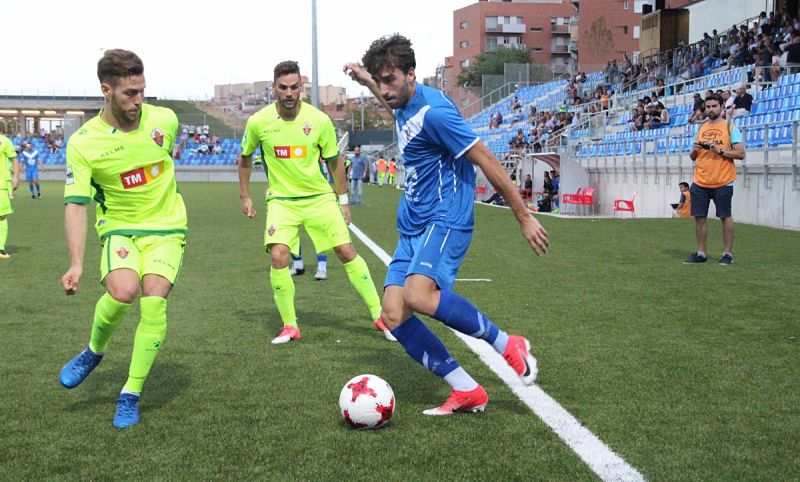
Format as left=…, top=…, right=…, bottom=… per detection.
left=0, top=133, right=19, bottom=259
left=58, top=50, right=187, bottom=429
left=239, top=60, right=393, bottom=344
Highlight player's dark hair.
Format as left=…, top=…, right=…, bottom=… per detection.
left=274, top=61, right=301, bottom=81
left=679, top=182, right=689, bottom=189
left=704, top=93, right=724, bottom=106
left=362, top=34, right=416, bottom=79
left=97, top=49, right=144, bottom=86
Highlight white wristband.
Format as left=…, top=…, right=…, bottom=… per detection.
left=338, top=194, right=349, bottom=205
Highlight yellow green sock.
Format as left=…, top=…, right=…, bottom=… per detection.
left=0, top=219, right=8, bottom=250
left=88, top=293, right=132, bottom=353
left=271, top=266, right=297, bottom=326
left=123, top=296, right=167, bottom=394
left=343, top=255, right=382, bottom=320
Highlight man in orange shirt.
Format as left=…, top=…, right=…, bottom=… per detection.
left=387, top=157, right=397, bottom=186
left=684, top=93, right=745, bottom=265
left=377, top=157, right=387, bottom=186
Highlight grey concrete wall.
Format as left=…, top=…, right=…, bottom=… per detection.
left=579, top=149, right=799, bottom=230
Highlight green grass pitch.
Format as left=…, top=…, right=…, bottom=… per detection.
left=1, top=181, right=798, bottom=480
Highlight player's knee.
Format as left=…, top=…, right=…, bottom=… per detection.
left=402, top=287, right=436, bottom=316
left=269, top=244, right=291, bottom=268
left=107, top=285, right=138, bottom=304
left=333, top=243, right=356, bottom=263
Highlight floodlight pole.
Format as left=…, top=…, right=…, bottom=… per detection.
left=311, top=0, right=319, bottom=108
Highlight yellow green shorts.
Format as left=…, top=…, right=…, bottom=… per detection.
left=264, top=193, right=351, bottom=255
left=101, top=234, right=185, bottom=284
left=0, top=189, right=12, bottom=217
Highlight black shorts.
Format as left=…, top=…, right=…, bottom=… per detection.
left=690, top=183, right=733, bottom=218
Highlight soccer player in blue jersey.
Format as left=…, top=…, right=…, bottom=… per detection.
left=21, top=143, right=43, bottom=199
left=344, top=35, right=550, bottom=415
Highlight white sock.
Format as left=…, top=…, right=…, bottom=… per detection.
left=317, top=260, right=327, bottom=271
left=697, top=251, right=706, bottom=258
left=443, top=367, right=479, bottom=392
left=294, top=260, right=304, bottom=270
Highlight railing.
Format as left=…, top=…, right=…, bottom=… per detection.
left=566, top=120, right=800, bottom=192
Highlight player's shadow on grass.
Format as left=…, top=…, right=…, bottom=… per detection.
left=661, top=247, right=691, bottom=259
left=4, top=244, right=32, bottom=253
left=63, top=361, right=191, bottom=412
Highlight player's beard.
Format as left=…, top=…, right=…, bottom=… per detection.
left=110, top=93, right=141, bottom=129
left=706, top=110, right=720, bottom=120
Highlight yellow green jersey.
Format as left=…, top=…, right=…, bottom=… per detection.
left=64, top=104, right=187, bottom=240
left=241, top=102, right=338, bottom=200
left=0, top=134, right=17, bottom=186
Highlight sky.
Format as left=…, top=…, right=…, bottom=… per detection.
left=2, top=0, right=475, bottom=100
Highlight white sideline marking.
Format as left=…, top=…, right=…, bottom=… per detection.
left=349, top=222, right=646, bottom=482
left=455, top=278, right=492, bottom=282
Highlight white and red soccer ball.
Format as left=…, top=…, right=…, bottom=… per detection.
left=339, top=374, right=395, bottom=429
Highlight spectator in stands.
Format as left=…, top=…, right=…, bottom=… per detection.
left=348, top=145, right=368, bottom=205
left=730, top=85, right=753, bottom=119
left=685, top=93, right=745, bottom=265
left=722, top=90, right=735, bottom=117
left=675, top=182, right=692, bottom=218
left=648, top=105, right=670, bottom=129
left=785, top=30, right=800, bottom=72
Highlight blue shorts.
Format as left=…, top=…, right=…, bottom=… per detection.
left=385, top=224, right=472, bottom=291
left=25, top=167, right=39, bottom=181
left=690, top=183, right=733, bottom=218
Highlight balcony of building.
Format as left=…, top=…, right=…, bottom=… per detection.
left=551, top=44, right=571, bottom=55
left=551, top=24, right=570, bottom=35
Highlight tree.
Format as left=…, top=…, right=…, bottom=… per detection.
left=457, top=47, right=533, bottom=87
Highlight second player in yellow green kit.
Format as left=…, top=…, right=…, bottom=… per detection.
left=238, top=60, right=394, bottom=344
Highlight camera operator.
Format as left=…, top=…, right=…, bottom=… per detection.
left=685, top=93, right=746, bottom=265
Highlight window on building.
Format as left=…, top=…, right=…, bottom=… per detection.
left=531, top=47, right=544, bottom=52
left=460, top=40, right=469, bottom=48
left=633, top=26, right=641, bottom=39
left=460, top=59, right=470, bottom=68
left=486, top=35, right=497, bottom=52
left=485, top=16, right=498, bottom=30
left=623, top=0, right=629, bottom=9
left=460, top=20, right=469, bottom=29
left=622, top=25, right=628, bottom=35
left=530, top=27, right=543, bottom=32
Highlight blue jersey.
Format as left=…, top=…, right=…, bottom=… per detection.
left=395, top=83, right=479, bottom=235
left=22, top=150, right=40, bottom=167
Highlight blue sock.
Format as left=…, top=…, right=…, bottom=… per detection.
left=316, top=254, right=327, bottom=262
left=390, top=316, right=460, bottom=378
left=433, top=289, right=509, bottom=353
left=29, top=184, right=34, bottom=194
left=291, top=245, right=302, bottom=262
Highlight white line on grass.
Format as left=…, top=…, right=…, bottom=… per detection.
left=349, top=222, right=646, bottom=482
left=455, top=278, right=492, bottom=282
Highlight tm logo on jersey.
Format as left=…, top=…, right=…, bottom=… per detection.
left=121, top=161, right=165, bottom=189
left=274, top=145, right=307, bottom=159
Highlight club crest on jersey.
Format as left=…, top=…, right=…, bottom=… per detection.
left=151, top=128, right=164, bottom=147
left=302, top=121, right=312, bottom=136
left=268, top=225, right=277, bottom=236
left=116, top=246, right=129, bottom=259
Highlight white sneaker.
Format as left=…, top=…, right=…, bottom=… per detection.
left=314, top=268, right=328, bottom=280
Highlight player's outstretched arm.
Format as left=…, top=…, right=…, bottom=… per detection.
left=62, top=203, right=88, bottom=295
left=343, top=63, right=395, bottom=118
left=466, top=141, right=549, bottom=256
left=238, top=153, right=256, bottom=218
